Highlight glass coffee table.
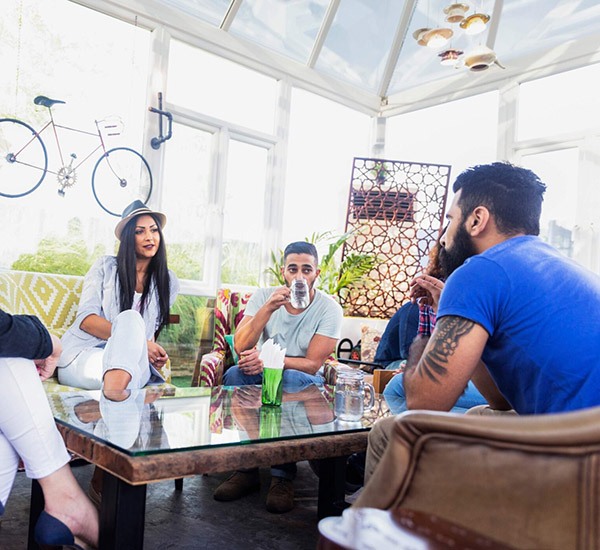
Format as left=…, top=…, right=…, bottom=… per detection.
left=31, top=383, right=391, bottom=549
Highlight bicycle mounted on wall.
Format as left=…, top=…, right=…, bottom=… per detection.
left=0, top=95, right=153, bottom=217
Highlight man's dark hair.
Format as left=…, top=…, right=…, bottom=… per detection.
left=283, top=241, right=319, bottom=264
left=453, top=162, right=546, bottom=236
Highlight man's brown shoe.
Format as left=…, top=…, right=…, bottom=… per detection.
left=266, top=477, right=294, bottom=513
left=213, top=470, right=260, bottom=502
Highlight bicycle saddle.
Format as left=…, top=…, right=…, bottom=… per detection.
left=33, top=95, right=66, bottom=108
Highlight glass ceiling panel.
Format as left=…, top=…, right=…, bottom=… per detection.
left=159, top=0, right=231, bottom=26
left=315, top=0, right=405, bottom=92
left=494, top=0, right=600, bottom=62
left=388, top=0, right=492, bottom=95
left=229, top=0, right=329, bottom=64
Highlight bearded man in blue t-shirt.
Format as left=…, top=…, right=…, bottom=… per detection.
left=364, top=161, right=600, bottom=484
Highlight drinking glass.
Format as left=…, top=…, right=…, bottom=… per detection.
left=334, top=368, right=375, bottom=422
left=290, top=278, right=309, bottom=309
left=259, top=406, right=282, bottom=438
left=262, top=367, right=284, bottom=406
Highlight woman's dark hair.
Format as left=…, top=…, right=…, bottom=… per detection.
left=453, top=162, right=546, bottom=236
left=116, top=213, right=171, bottom=331
left=426, top=239, right=444, bottom=279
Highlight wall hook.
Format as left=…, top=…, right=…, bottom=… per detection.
left=148, top=92, right=173, bottom=150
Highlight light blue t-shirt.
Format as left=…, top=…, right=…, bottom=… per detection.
left=437, top=236, right=600, bottom=415
left=245, top=287, right=343, bottom=358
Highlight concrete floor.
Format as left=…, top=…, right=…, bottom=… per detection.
left=0, top=461, right=322, bottom=549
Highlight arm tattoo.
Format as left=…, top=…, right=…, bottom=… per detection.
left=417, top=316, right=475, bottom=383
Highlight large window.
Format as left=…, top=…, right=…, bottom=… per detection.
left=165, top=38, right=277, bottom=292
left=221, top=139, right=269, bottom=287
left=160, top=122, right=214, bottom=288
left=515, top=66, right=600, bottom=274
left=283, top=89, right=371, bottom=246
left=518, top=64, right=600, bottom=141
left=386, top=92, right=499, bottom=185
left=167, top=39, right=277, bottom=134
left=0, top=0, right=150, bottom=274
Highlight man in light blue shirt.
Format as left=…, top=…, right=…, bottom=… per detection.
left=215, top=241, right=343, bottom=513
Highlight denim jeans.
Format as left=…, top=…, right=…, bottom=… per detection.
left=383, top=372, right=487, bottom=414
left=223, top=366, right=323, bottom=479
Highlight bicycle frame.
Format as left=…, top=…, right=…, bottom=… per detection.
left=28, top=108, right=109, bottom=176
left=0, top=96, right=153, bottom=215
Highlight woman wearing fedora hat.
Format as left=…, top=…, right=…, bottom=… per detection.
left=57, top=200, right=179, bottom=391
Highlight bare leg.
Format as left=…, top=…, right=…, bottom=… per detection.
left=38, top=464, right=99, bottom=548
left=0, top=357, right=99, bottom=546
left=103, top=368, right=132, bottom=390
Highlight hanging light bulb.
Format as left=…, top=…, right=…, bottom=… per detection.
left=438, top=48, right=464, bottom=66
left=460, top=12, right=490, bottom=34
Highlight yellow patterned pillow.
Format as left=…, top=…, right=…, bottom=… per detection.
left=11, top=272, right=83, bottom=337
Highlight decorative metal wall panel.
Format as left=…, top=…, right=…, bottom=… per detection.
left=341, top=157, right=450, bottom=319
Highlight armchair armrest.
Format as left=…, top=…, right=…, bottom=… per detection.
left=355, top=407, right=600, bottom=549
left=192, top=350, right=225, bottom=387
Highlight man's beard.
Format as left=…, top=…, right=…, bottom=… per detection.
left=439, top=222, right=478, bottom=277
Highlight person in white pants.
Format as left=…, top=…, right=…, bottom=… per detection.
left=58, top=200, right=179, bottom=392
left=0, top=309, right=98, bottom=548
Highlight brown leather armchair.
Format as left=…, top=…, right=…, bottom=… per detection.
left=354, top=407, right=600, bottom=550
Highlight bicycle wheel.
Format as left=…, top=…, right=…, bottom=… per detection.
left=92, top=147, right=153, bottom=217
left=0, top=118, right=48, bottom=198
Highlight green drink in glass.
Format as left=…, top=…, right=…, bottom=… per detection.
left=259, top=406, right=282, bottom=438
left=262, top=367, right=283, bottom=406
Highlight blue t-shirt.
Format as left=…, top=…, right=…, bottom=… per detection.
left=437, top=236, right=600, bottom=414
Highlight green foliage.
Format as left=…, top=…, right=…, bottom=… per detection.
left=167, top=243, right=203, bottom=280
left=159, top=294, right=208, bottom=346
left=221, top=240, right=260, bottom=287
left=11, top=218, right=102, bottom=275
left=265, top=231, right=377, bottom=301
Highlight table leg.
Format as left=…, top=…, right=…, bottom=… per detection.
left=317, top=455, right=349, bottom=519
left=27, top=479, right=44, bottom=550
left=99, top=473, right=147, bottom=550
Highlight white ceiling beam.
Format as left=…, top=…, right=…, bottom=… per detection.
left=220, top=0, right=243, bottom=31
left=307, top=0, right=340, bottom=69
left=70, top=0, right=382, bottom=115
left=486, top=0, right=503, bottom=49
left=377, top=0, right=418, bottom=99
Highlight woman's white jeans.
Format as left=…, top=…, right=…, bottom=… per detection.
left=58, top=310, right=151, bottom=390
left=0, top=357, right=70, bottom=510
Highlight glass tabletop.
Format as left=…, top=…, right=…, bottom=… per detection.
left=47, top=384, right=392, bottom=456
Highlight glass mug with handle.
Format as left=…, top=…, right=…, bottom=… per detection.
left=290, top=277, right=309, bottom=309
left=334, top=368, right=375, bottom=422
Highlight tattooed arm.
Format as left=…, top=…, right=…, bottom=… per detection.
left=403, top=315, right=489, bottom=411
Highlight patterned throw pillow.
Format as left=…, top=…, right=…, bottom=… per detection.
left=360, top=325, right=382, bottom=363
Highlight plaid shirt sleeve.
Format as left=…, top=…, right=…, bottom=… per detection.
left=417, top=305, right=436, bottom=336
